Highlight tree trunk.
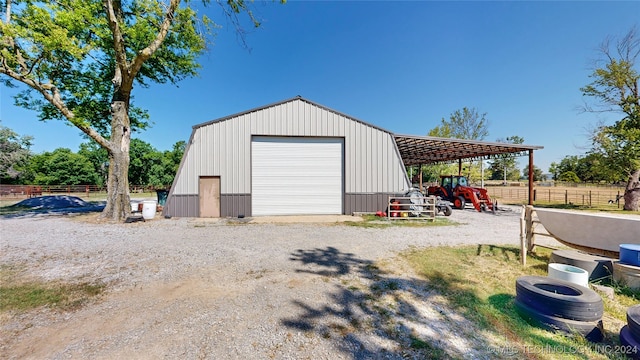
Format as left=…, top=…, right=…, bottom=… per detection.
left=100, top=101, right=131, bottom=221
left=623, top=168, right=640, bottom=211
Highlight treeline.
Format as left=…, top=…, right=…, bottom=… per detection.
left=548, top=154, right=626, bottom=184
left=1, top=124, right=184, bottom=187
left=412, top=153, right=625, bottom=186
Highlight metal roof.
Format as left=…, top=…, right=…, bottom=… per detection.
left=394, top=134, right=544, bottom=166
left=192, top=96, right=544, bottom=166
left=192, top=96, right=393, bottom=134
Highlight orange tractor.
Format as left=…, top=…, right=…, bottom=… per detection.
left=426, top=175, right=496, bottom=212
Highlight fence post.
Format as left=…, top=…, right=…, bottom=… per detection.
left=565, top=190, right=568, bottom=204
left=520, top=206, right=526, bottom=266
left=533, top=189, right=537, bottom=201
left=589, top=191, right=592, bottom=207
left=548, top=189, right=551, bottom=203
left=618, top=191, right=621, bottom=209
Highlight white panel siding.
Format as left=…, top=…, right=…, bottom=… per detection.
left=171, top=98, right=409, bottom=196
left=252, top=137, right=343, bottom=215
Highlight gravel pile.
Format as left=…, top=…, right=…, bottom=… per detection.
left=0, top=205, right=561, bottom=359
left=5, top=195, right=106, bottom=217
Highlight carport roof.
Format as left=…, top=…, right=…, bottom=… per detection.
left=394, top=134, right=544, bottom=166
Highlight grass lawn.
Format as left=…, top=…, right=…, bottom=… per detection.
left=402, top=245, right=639, bottom=360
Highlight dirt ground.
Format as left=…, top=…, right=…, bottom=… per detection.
left=0, top=205, right=563, bottom=359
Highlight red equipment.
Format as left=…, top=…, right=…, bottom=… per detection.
left=426, top=175, right=496, bottom=212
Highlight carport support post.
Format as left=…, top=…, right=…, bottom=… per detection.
left=528, top=150, right=534, bottom=205
left=458, top=159, right=462, bottom=176
left=419, top=165, right=423, bottom=192
left=520, top=205, right=526, bottom=266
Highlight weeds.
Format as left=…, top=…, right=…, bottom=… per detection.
left=343, top=215, right=454, bottom=228
left=0, top=266, right=105, bottom=312
left=402, top=245, right=639, bottom=360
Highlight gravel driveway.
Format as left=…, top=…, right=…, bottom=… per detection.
left=0, top=206, right=561, bottom=359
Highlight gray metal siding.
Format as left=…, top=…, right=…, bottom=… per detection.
left=220, top=194, right=251, bottom=217
left=164, top=195, right=199, bottom=217
left=344, top=193, right=403, bottom=215
left=168, top=98, right=410, bottom=217
left=164, top=194, right=251, bottom=218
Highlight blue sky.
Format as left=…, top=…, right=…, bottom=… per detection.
left=1, top=1, right=639, bottom=173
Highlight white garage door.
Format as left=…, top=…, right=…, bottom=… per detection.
left=252, top=137, right=343, bottom=216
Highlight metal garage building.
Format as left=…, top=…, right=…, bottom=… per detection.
left=164, top=96, right=409, bottom=217
left=163, top=96, right=543, bottom=218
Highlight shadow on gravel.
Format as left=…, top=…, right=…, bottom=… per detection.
left=289, top=246, right=374, bottom=278
left=283, top=247, right=487, bottom=359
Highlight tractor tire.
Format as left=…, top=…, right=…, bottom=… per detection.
left=515, top=276, right=603, bottom=322
left=628, top=305, right=640, bottom=342
left=442, top=205, right=453, bottom=216
left=453, top=196, right=466, bottom=209
left=619, top=325, right=640, bottom=359
left=515, top=299, right=604, bottom=342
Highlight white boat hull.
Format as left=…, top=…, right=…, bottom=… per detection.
left=535, top=208, right=640, bottom=257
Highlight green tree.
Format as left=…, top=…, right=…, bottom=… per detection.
left=418, top=127, right=456, bottom=184
left=128, top=138, right=159, bottom=186
left=488, top=166, right=520, bottom=182
left=433, top=107, right=490, bottom=140
left=521, top=165, right=545, bottom=181
left=426, top=107, right=490, bottom=183
left=27, top=148, right=98, bottom=185
left=559, top=171, right=580, bottom=183
left=0, top=123, right=32, bottom=184
left=581, top=27, right=640, bottom=211
left=488, top=136, right=524, bottom=183
left=548, top=162, right=560, bottom=181
left=128, top=139, right=185, bottom=187
left=428, top=122, right=454, bottom=139
left=551, top=155, right=581, bottom=182
left=1, top=0, right=281, bottom=221
left=147, top=140, right=185, bottom=187
left=78, top=141, right=109, bottom=186
left=78, top=138, right=183, bottom=187
left=575, top=152, right=622, bottom=183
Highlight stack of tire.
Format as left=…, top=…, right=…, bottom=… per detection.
left=515, top=276, right=604, bottom=342
left=620, top=305, right=640, bottom=360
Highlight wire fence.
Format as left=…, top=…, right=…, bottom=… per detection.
left=0, top=184, right=170, bottom=199
left=485, top=185, right=626, bottom=208
left=0, top=183, right=628, bottom=208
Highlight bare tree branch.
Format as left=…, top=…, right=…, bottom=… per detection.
left=104, top=0, right=128, bottom=91
left=0, top=65, right=111, bottom=150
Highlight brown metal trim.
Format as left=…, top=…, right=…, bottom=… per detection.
left=528, top=150, right=534, bottom=205
left=394, top=134, right=543, bottom=166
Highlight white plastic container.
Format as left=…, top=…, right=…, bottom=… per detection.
left=130, top=201, right=140, bottom=212
left=548, top=263, right=589, bottom=287
left=142, top=200, right=157, bottom=220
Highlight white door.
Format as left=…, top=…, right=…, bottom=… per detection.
left=252, top=137, right=343, bottom=216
